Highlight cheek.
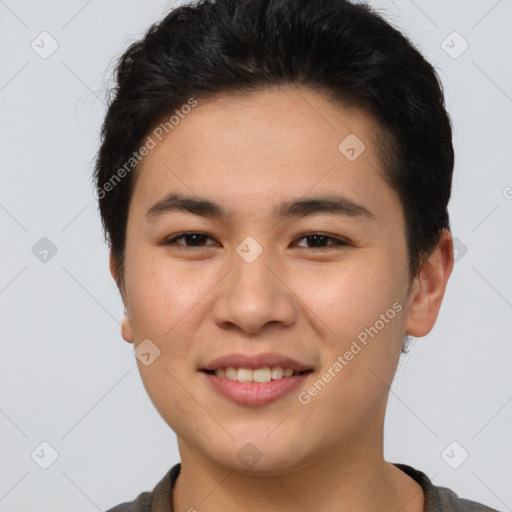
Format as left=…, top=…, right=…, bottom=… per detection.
left=290, top=254, right=403, bottom=345
left=124, top=248, right=210, bottom=341
left=291, top=254, right=405, bottom=396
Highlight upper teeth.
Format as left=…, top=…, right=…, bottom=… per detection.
left=215, top=366, right=297, bottom=383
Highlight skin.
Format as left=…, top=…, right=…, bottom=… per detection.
left=110, top=86, right=454, bottom=512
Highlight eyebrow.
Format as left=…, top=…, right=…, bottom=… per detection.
left=145, top=192, right=375, bottom=222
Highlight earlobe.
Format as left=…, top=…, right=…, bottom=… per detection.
left=121, top=312, right=134, bottom=344
left=404, top=229, right=454, bottom=338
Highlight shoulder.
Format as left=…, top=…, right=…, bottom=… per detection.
left=105, top=491, right=152, bottom=512
left=105, top=463, right=181, bottom=512
left=393, top=463, right=501, bottom=512
left=437, top=485, right=502, bottom=512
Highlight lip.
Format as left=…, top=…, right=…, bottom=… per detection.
left=201, top=371, right=312, bottom=406
left=200, top=352, right=313, bottom=372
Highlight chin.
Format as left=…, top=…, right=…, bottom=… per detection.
left=213, top=427, right=313, bottom=475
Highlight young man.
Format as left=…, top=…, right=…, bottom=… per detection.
left=94, top=0, right=499, bottom=510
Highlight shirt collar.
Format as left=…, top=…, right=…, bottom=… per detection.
left=149, top=462, right=444, bottom=512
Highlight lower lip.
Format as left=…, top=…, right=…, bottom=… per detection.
left=201, top=371, right=311, bottom=406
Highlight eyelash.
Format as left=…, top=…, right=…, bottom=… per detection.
left=162, top=232, right=349, bottom=250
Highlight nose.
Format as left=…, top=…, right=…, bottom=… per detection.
left=212, top=246, right=297, bottom=335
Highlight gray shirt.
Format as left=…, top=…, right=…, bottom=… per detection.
left=106, top=462, right=501, bottom=512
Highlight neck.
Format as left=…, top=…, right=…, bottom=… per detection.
left=172, top=435, right=424, bottom=512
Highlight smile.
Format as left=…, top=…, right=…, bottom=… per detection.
left=201, top=368, right=314, bottom=406
left=204, top=366, right=311, bottom=383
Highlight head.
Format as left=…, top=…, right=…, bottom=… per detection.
left=93, top=0, right=454, bottom=473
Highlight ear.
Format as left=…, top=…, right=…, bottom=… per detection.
left=404, top=229, right=454, bottom=338
left=109, top=249, right=134, bottom=344
left=120, top=312, right=134, bottom=344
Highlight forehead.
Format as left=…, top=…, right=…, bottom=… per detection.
left=130, top=86, right=399, bottom=225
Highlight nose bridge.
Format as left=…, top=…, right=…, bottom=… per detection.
left=212, top=237, right=296, bottom=332
left=231, top=238, right=280, bottom=303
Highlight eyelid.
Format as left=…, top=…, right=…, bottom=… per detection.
left=291, top=232, right=349, bottom=248
left=163, top=232, right=218, bottom=248
left=162, top=231, right=350, bottom=250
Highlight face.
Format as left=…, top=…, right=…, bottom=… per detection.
left=112, top=86, right=451, bottom=474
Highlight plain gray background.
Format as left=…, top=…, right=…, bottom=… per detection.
left=1, top=1, right=511, bottom=511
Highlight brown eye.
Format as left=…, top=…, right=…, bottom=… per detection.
left=163, top=232, right=218, bottom=248
left=162, top=232, right=349, bottom=251
left=292, top=233, right=349, bottom=249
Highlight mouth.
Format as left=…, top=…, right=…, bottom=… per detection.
left=201, top=367, right=313, bottom=383
left=200, top=363, right=314, bottom=406
left=199, top=353, right=315, bottom=405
